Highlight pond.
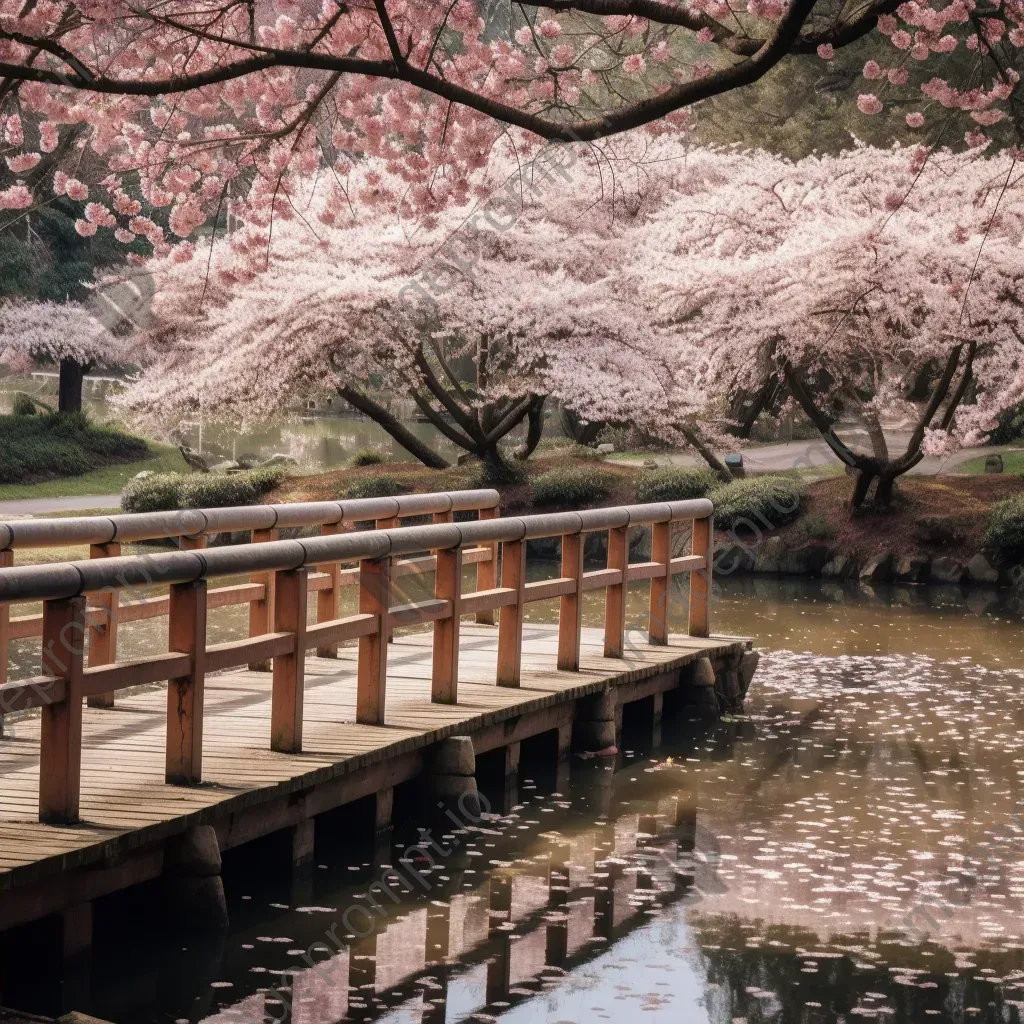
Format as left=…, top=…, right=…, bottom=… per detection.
left=4, top=576, right=1024, bottom=1024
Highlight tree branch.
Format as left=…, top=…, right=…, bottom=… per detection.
left=337, top=384, right=450, bottom=468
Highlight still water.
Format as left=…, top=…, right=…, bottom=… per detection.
left=6, top=576, right=1024, bottom=1024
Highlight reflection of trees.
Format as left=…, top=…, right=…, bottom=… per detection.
left=693, top=916, right=1024, bottom=1024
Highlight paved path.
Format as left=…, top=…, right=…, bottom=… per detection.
left=0, top=495, right=120, bottom=516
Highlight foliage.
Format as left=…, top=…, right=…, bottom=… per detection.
left=120, top=468, right=284, bottom=513
left=566, top=444, right=606, bottom=462
left=351, top=448, right=386, bottom=467
left=343, top=474, right=411, bottom=500
left=531, top=467, right=615, bottom=507
left=792, top=511, right=838, bottom=542
left=989, top=401, right=1024, bottom=445
left=12, top=392, right=38, bottom=415
left=634, top=467, right=718, bottom=503
left=985, top=495, right=1024, bottom=561
left=0, top=411, right=148, bottom=484
left=709, top=475, right=808, bottom=531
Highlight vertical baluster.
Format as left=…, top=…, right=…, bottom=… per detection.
left=357, top=556, right=391, bottom=724
left=475, top=506, right=499, bottom=625
left=432, top=546, right=462, bottom=703
left=86, top=541, right=120, bottom=709
left=316, top=522, right=343, bottom=658
left=179, top=535, right=207, bottom=551
left=496, top=539, right=526, bottom=687
left=688, top=516, right=713, bottom=638
left=556, top=531, right=584, bottom=671
left=248, top=526, right=278, bottom=670
left=0, top=547, right=12, bottom=736
left=604, top=526, right=628, bottom=658
left=166, top=579, right=208, bottom=784
left=648, top=520, right=672, bottom=646
left=271, top=567, right=308, bottom=753
left=39, top=596, right=86, bottom=825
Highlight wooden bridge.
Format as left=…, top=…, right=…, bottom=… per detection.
left=0, top=490, right=749, bottom=959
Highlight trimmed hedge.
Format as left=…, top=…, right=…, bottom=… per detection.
left=531, top=466, right=614, bottom=507
left=351, top=448, right=386, bottom=467
left=0, top=411, right=149, bottom=484
left=634, top=467, right=718, bottom=504
left=986, top=494, right=1024, bottom=560
left=709, top=474, right=808, bottom=531
left=121, top=468, right=284, bottom=513
left=343, top=474, right=411, bottom=500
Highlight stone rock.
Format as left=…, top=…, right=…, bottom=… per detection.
left=165, top=825, right=221, bottom=877
left=428, top=736, right=476, bottom=776
left=715, top=649, right=746, bottom=714
left=739, top=650, right=760, bottom=697
left=893, top=554, right=929, bottom=583
left=822, top=554, right=858, bottom=579
left=133, top=469, right=154, bottom=480
left=985, top=453, right=1004, bottom=473
left=931, top=556, right=966, bottom=584
left=642, top=459, right=658, bottom=469
left=859, top=552, right=893, bottom=582
left=753, top=536, right=785, bottom=574
left=966, top=589, right=1000, bottom=616
left=260, top=453, right=299, bottom=468
left=916, top=516, right=965, bottom=546
left=1010, top=564, right=1024, bottom=594
left=714, top=541, right=755, bottom=574
left=210, top=460, right=241, bottom=472
left=596, top=443, right=615, bottom=454
left=778, top=544, right=832, bottom=576
left=693, top=657, right=717, bottom=688
left=967, top=553, right=998, bottom=583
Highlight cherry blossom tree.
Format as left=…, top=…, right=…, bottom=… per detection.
left=1, top=0, right=1017, bottom=260
left=636, top=143, right=1024, bottom=506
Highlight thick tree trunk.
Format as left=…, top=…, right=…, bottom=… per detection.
left=337, top=385, right=451, bottom=469
left=558, top=405, right=603, bottom=446
left=58, top=358, right=90, bottom=413
left=516, top=396, right=546, bottom=460
left=680, top=426, right=732, bottom=484
left=480, top=443, right=521, bottom=483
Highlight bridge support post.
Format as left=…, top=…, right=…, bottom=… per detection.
left=572, top=689, right=617, bottom=754
left=426, top=737, right=481, bottom=819
left=163, top=825, right=228, bottom=933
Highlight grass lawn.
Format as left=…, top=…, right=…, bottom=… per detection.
left=0, top=443, right=189, bottom=500
left=960, top=450, right=1024, bottom=475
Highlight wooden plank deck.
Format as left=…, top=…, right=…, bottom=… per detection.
left=0, top=623, right=741, bottom=916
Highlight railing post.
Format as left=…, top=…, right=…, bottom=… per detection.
left=432, top=546, right=462, bottom=703
left=39, top=596, right=86, bottom=825
left=248, top=527, right=278, bottom=670
left=648, top=521, right=671, bottom=646
left=497, top=539, right=526, bottom=687
left=272, top=567, right=308, bottom=753
left=179, top=535, right=207, bottom=551
left=376, top=517, right=399, bottom=643
left=166, top=579, right=208, bottom=785
left=0, top=548, right=11, bottom=737
left=688, top=516, right=713, bottom=638
left=475, top=506, right=499, bottom=625
left=357, top=556, right=391, bottom=724
left=86, top=541, right=120, bottom=709
left=604, top=526, right=628, bottom=658
left=557, top=532, right=583, bottom=671
left=316, top=522, right=342, bottom=658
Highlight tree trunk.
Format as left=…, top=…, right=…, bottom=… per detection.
left=337, top=385, right=451, bottom=469
left=680, top=426, right=732, bottom=484
left=480, top=443, right=521, bottom=483
left=58, top=358, right=89, bottom=414
left=516, top=396, right=546, bottom=460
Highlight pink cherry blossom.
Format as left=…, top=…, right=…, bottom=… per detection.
left=74, top=219, right=98, bottom=236
left=6, top=153, right=41, bottom=173
left=817, top=43, right=834, bottom=59
left=857, top=94, right=883, bottom=115
left=623, top=54, right=646, bottom=75
left=863, top=60, right=883, bottom=79
left=906, top=111, right=925, bottom=127
left=537, top=19, right=562, bottom=38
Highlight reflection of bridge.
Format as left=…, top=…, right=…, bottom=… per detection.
left=195, top=764, right=718, bottom=1024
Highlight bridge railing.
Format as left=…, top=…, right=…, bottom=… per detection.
left=0, top=499, right=713, bottom=825
left=0, top=490, right=501, bottom=705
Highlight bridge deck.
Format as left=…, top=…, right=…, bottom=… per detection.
left=0, top=623, right=741, bottom=916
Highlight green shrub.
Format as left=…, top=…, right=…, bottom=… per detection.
left=634, top=467, right=718, bottom=504
left=793, top=511, right=837, bottom=542
left=121, top=468, right=283, bottom=513
left=0, top=411, right=149, bottom=484
left=531, top=467, right=615, bottom=507
left=343, top=474, right=411, bottom=500
left=986, top=495, right=1024, bottom=560
left=709, top=474, right=808, bottom=531
left=351, top=448, right=386, bottom=467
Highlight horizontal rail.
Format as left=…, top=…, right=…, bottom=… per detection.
left=0, top=489, right=500, bottom=550
left=0, top=498, right=715, bottom=826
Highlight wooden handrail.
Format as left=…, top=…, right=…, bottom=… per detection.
left=0, top=489, right=501, bottom=705
left=0, top=498, right=714, bottom=825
